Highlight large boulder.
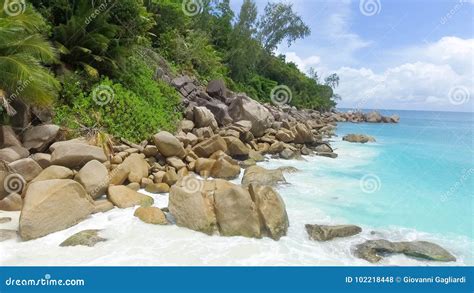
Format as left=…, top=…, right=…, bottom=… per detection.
left=228, top=95, right=274, bottom=137
left=75, top=160, right=109, bottom=199
left=31, top=165, right=73, bottom=182
left=168, top=176, right=217, bottom=235
left=0, top=146, right=29, bottom=163
left=50, top=143, right=107, bottom=168
left=275, top=129, right=295, bottom=143
left=206, top=79, right=227, bottom=100
left=223, top=136, right=249, bottom=157
left=343, top=134, right=376, bottom=143
left=192, top=135, right=227, bottom=158
left=8, top=158, right=43, bottom=182
left=194, top=158, right=216, bottom=177
left=305, top=224, right=362, bottom=241
left=107, top=185, right=153, bottom=208
left=134, top=207, right=167, bottom=225
left=210, top=157, right=241, bottom=179
left=354, top=239, right=456, bottom=263
left=109, top=153, right=149, bottom=185
left=153, top=131, right=185, bottom=159
left=19, top=179, right=94, bottom=240
left=193, top=107, right=218, bottom=130
left=202, top=101, right=233, bottom=126
left=22, top=124, right=60, bottom=152
left=249, top=185, right=289, bottom=240
left=29, top=153, right=52, bottom=169
left=0, top=126, right=22, bottom=148
left=241, top=165, right=286, bottom=188
left=292, top=123, right=314, bottom=144
left=213, top=179, right=261, bottom=238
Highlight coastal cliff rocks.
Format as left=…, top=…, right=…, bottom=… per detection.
left=249, top=184, right=289, bottom=240
left=19, top=179, right=94, bottom=240
left=228, top=94, right=274, bottom=137
left=342, top=134, right=376, bottom=143
left=169, top=176, right=288, bottom=239
left=305, top=224, right=362, bottom=241
left=353, top=240, right=456, bottom=263
left=60, top=229, right=106, bottom=247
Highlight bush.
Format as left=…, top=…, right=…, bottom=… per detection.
left=54, top=58, right=182, bottom=142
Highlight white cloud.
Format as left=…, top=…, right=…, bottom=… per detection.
left=334, top=37, right=474, bottom=112
left=284, top=52, right=321, bottom=73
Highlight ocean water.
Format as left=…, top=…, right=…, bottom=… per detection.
left=1, top=110, right=472, bottom=266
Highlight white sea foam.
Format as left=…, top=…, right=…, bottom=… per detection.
left=1, top=139, right=471, bottom=266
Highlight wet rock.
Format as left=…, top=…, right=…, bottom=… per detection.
left=241, top=165, right=286, bottom=188
left=343, top=134, right=376, bottom=143
left=60, top=229, right=106, bottom=247
left=0, top=217, right=11, bottom=224
left=354, top=239, right=456, bottom=263
left=134, top=207, right=168, bottom=225
left=92, top=199, right=114, bottom=214
left=19, top=179, right=94, bottom=240
left=305, top=224, right=362, bottom=241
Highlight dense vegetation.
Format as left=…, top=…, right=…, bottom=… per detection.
left=0, top=0, right=339, bottom=142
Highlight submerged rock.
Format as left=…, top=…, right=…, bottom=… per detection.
left=0, top=217, right=12, bottom=224
left=354, top=239, right=456, bottom=263
left=241, top=165, right=286, bottom=188
left=60, top=229, right=106, bottom=247
left=343, top=134, right=375, bottom=144
left=305, top=224, right=362, bottom=241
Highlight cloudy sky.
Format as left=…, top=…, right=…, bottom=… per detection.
left=230, top=0, right=474, bottom=112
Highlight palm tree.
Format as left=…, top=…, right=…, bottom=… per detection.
left=0, top=2, right=59, bottom=116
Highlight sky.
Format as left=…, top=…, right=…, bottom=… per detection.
left=230, top=0, right=474, bottom=112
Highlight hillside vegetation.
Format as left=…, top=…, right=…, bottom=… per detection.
left=0, top=0, right=339, bottom=141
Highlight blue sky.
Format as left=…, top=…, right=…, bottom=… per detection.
left=230, top=0, right=474, bottom=112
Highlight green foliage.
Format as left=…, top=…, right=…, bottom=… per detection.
left=54, top=58, right=181, bottom=142
left=0, top=1, right=59, bottom=110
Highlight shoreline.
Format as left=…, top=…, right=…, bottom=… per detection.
left=1, top=127, right=472, bottom=266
